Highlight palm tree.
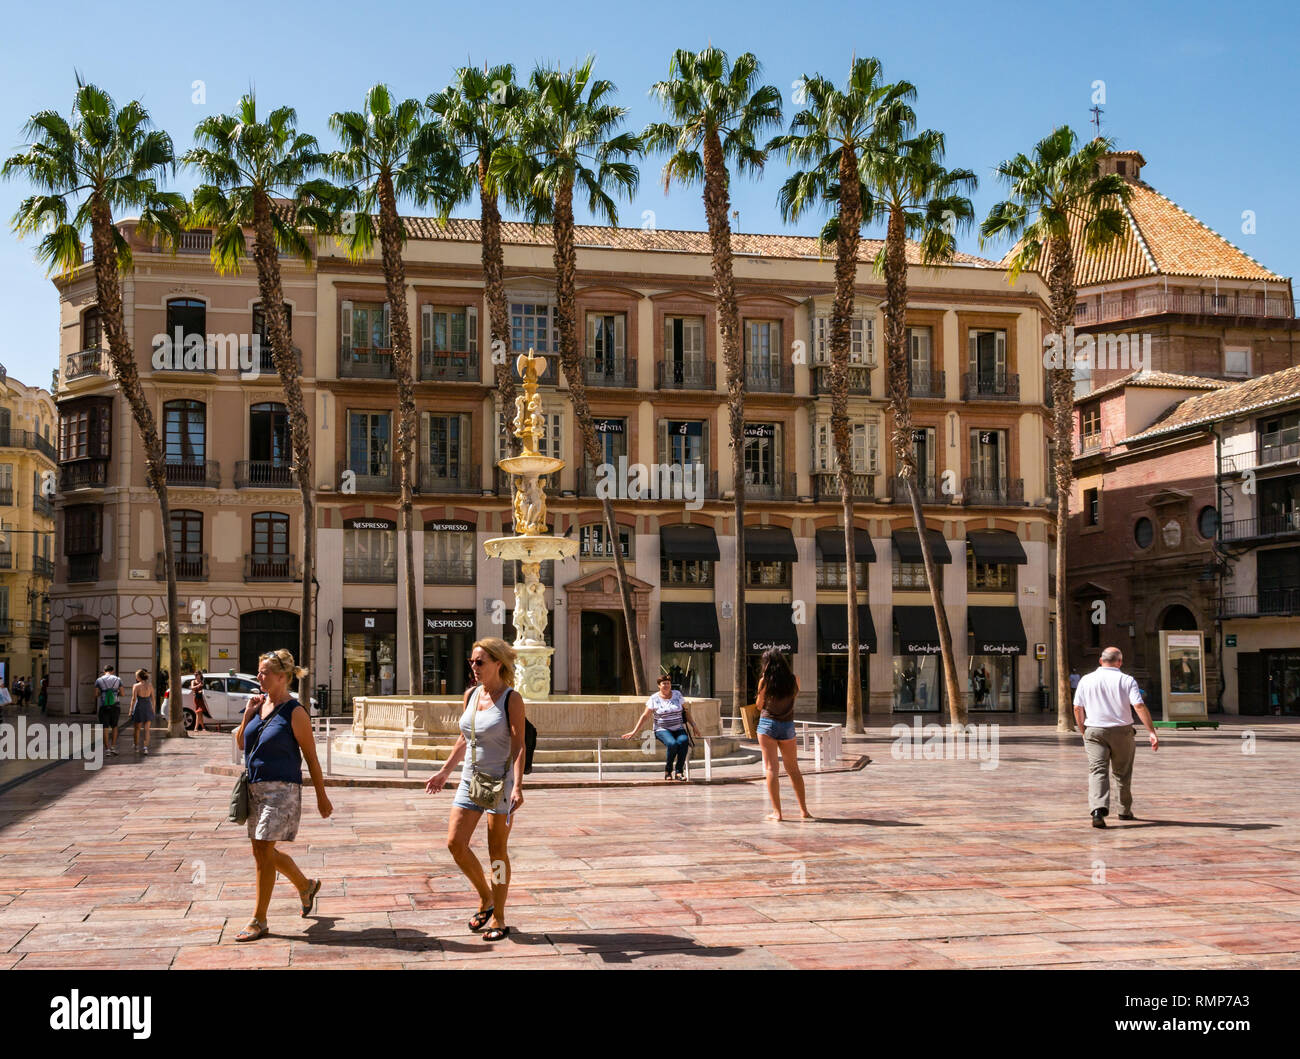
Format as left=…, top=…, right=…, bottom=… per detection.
left=496, top=58, right=647, bottom=695
left=981, top=127, right=1130, bottom=732
left=644, top=47, right=783, bottom=723
left=425, top=64, right=526, bottom=459
left=773, top=57, right=915, bottom=734
left=863, top=121, right=977, bottom=726
left=184, top=93, right=334, bottom=684
left=4, top=79, right=187, bottom=733
left=328, top=85, right=456, bottom=696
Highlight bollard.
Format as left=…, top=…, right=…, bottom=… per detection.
left=595, top=737, right=603, bottom=784
left=325, top=718, right=332, bottom=776
left=814, top=732, right=823, bottom=772
left=402, top=732, right=409, bottom=779
left=704, top=737, right=712, bottom=783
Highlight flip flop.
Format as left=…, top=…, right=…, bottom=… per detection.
left=235, top=918, right=267, bottom=943
left=469, top=906, right=495, bottom=932
left=300, top=878, right=321, bottom=917
left=483, top=926, right=511, bottom=942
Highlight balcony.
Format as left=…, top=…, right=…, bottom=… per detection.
left=584, top=357, right=637, bottom=389
left=178, top=230, right=214, bottom=254
left=165, top=458, right=220, bottom=488
left=33, top=496, right=53, bottom=518
left=28, top=619, right=49, bottom=640
left=656, top=360, right=715, bottom=390
left=1219, top=427, right=1300, bottom=475
left=816, top=562, right=868, bottom=590
left=0, top=487, right=11, bottom=506
left=810, top=363, right=872, bottom=395
left=0, top=618, right=10, bottom=636
left=60, top=459, right=110, bottom=490
left=745, top=364, right=795, bottom=394
left=68, top=554, right=99, bottom=582
left=244, top=553, right=298, bottom=581
left=1221, top=510, right=1300, bottom=543
left=33, top=556, right=54, bottom=578
left=424, top=558, right=476, bottom=585
left=236, top=460, right=295, bottom=489
left=889, top=475, right=951, bottom=505
left=156, top=551, right=208, bottom=581
left=907, top=370, right=945, bottom=399
left=742, top=471, right=798, bottom=502
left=243, top=342, right=302, bottom=378
left=1075, top=289, right=1297, bottom=327
left=963, top=477, right=1026, bottom=506
left=338, top=347, right=394, bottom=379
left=813, top=471, right=876, bottom=501
left=344, top=555, right=397, bottom=584
left=963, top=372, right=1020, bottom=401
left=418, top=466, right=481, bottom=495
left=1073, top=430, right=1118, bottom=458
left=420, top=351, right=479, bottom=383
left=0, top=552, right=11, bottom=570
left=1220, top=589, right=1300, bottom=619
left=0, top=428, right=56, bottom=460
left=350, top=468, right=395, bottom=493
left=65, top=347, right=108, bottom=382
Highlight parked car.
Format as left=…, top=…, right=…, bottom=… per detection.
left=161, top=673, right=317, bottom=730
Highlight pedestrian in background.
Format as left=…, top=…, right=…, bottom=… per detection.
left=1073, top=646, right=1160, bottom=828
left=94, top=665, right=122, bottom=757
left=128, top=668, right=155, bottom=755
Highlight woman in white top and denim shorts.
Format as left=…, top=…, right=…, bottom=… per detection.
left=623, top=674, right=701, bottom=780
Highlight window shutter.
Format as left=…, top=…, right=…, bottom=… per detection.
left=998, top=430, right=1008, bottom=480
left=586, top=314, right=597, bottom=357
left=968, top=331, right=978, bottom=375
left=773, top=423, right=784, bottom=481
left=420, top=304, right=432, bottom=354
left=496, top=410, right=506, bottom=462
left=868, top=422, right=880, bottom=474
left=658, top=419, right=669, bottom=465
left=773, top=323, right=782, bottom=372
left=615, top=315, right=625, bottom=361
left=703, top=418, right=711, bottom=477
left=815, top=421, right=827, bottom=471
left=420, top=411, right=429, bottom=468
left=995, top=331, right=1007, bottom=376
left=341, top=300, right=353, bottom=355
left=381, top=302, right=391, bottom=349
left=467, top=306, right=478, bottom=355
left=969, top=429, right=980, bottom=477
left=460, top=413, right=471, bottom=473
left=663, top=316, right=673, bottom=360
left=815, top=316, right=827, bottom=363
left=852, top=424, right=867, bottom=473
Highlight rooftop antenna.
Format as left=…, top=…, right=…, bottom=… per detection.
left=1089, top=104, right=1103, bottom=137
left=732, top=209, right=739, bottom=232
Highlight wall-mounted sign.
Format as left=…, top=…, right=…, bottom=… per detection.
left=593, top=419, right=625, bottom=433
left=424, top=520, right=474, bottom=533
left=425, top=612, right=475, bottom=633
left=671, top=421, right=703, bottom=436
left=1226, top=634, right=1237, bottom=647
left=1034, top=642, right=1047, bottom=661
left=345, top=518, right=396, bottom=531
left=911, top=429, right=926, bottom=443
left=743, top=423, right=776, bottom=438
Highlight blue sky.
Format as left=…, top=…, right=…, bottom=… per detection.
left=2, top=0, right=1297, bottom=386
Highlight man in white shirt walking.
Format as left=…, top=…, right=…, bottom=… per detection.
left=1072, top=647, right=1159, bottom=828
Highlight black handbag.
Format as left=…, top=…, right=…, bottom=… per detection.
left=229, top=702, right=279, bottom=824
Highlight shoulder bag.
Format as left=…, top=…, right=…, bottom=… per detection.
left=466, top=687, right=508, bottom=811
left=229, top=703, right=279, bottom=824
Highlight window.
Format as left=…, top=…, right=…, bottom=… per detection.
left=0, top=465, right=11, bottom=504
left=743, top=423, right=781, bottom=488
left=349, top=412, right=391, bottom=479
left=815, top=421, right=879, bottom=475
left=968, top=329, right=1009, bottom=387
left=424, top=529, right=475, bottom=584
left=252, top=512, right=289, bottom=556
left=164, top=401, right=206, bottom=463
left=249, top=402, right=289, bottom=464
left=82, top=307, right=101, bottom=349
left=1080, top=404, right=1101, bottom=447
left=497, top=408, right=563, bottom=462
left=813, top=315, right=874, bottom=364
left=511, top=302, right=557, bottom=353
left=422, top=306, right=471, bottom=353
left=341, top=300, right=390, bottom=359
left=345, top=524, right=396, bottom=581
left=744, top=320, right=781, bottom=378
left=170, top=510, right=203, bottom=555
left=59, top=400, right=112, bottom=461
left=907, top=327, right=934, bottom=393
left=1134, top=517, right=1154, bottom=548
left=969, top=429, right=1009, bottom=497
left=579, top=523, right=631, bottom=558
left=166, top=298, right=206, bottom=346
left=586, top=313, right=626, bottom=373
left=662, top=420, right=706, bottom=468
left=661, top=557, right=714, bottom=585
left=424, top=414, right=466, bottom=482
left=63, top=505, right=102, bottom=555
left=967, top=546, right=1016, bottom=592
left=1084, top=487, right=1100, bottom=526
left=746, top=560, right=790, bottom=587
left=1224, top=349, right=1251, bottom=378
left=664, top=315, right=705, bottom=363
left=893, top=553, right=941, bottom=590
left=1197, top=506, right=1219, bottom=540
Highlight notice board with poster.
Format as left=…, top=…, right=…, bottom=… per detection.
left=1158, top=630, right=1210, bottom=725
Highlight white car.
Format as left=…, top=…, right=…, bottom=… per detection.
left=161, top=673, right=317, bottom=730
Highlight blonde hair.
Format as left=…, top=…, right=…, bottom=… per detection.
left=260, top=648, right=308, bottom=682
left=472, top=637, right=515, bottom=687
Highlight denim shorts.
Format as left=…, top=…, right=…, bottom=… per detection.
left=757, top=717, right=796, bottom=741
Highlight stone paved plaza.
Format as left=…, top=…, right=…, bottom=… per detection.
left=2, top=719, right=1300, bottom=970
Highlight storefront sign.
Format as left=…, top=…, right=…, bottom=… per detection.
left=667, top=637, right=716, bottom=652
left=425, top=520, right=474, bottom=533
left=66, top=618, right=99, bottom=634
left=979, top=430, right=996, bottom=444
left=345, top=518, right=396, bottom=531
left=364, top=617, right=375, bottom=628
left=750, top=638, right=795, bottom=653
left=903, top=641, right=943, bottom=655
left=829, top=641, right=870, bottom=654
left=744, top=423, right=776, bottom=438
left=426, top=613, right=475, bottom=632
left=671, top=421, right=702, bottom=436
left=977, top=642, right=1022, bottom=655
left=593, top=418, right=625, bottom=433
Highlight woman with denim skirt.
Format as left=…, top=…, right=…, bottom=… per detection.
left=755, top=649, right=812, bottom=821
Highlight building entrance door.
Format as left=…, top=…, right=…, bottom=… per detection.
left=580, top=610, right=628, bottom=695
left=1265, top=651, right=1300, bottom=716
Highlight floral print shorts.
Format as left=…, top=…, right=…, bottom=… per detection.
left=247, top=781, right=302, bottom=842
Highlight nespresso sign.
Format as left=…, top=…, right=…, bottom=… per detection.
left=345, top=518, right=396, bottom=531
left=426, top=613, right=475, bottom=632
left=425, top=520, right=474, bottom=533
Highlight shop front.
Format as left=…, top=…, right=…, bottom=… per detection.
left=746, top=602, right=798, bottom=701
left=816, top=603, right=874, bottom=712
left=659, top=600, right=719, bottom=696
left=423, top=610, right=476, bottom=695
left=343, top=609, right=396, bottom=708
left=892, top=606, right=943, bottom=712
left=966, top=605, right=1027, bottom=711
left=156, top=620, right=209, bottom=686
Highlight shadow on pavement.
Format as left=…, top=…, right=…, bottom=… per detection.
left=812, top=817, right=923, bottom=826
left=524, top=930, right=742, bottom=963
left=1108, top=820, right=1279, bottom=831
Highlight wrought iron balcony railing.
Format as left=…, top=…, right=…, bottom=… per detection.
left=236, top=460, right=295, bottom=489
left=908, top=370, right=945, bottom=399
left=0, top=429, right=56, bottom=459
left=656, top=360, right=715, bottom=390
left=420, top=351, right=479, bottom=383
left=962, top=372, right=1021, bottom=401
left=349, top=468, right=395, bottom=493
left=423, top=558, right=476, bottom=585
left=418, top=465, right=481, bottom=495
left=1220, top=510, right=1300, bottom=543
left=65, top=347, right=108, bottom=382
left=810, top=363, right=872, bottom=395
left=889, top=475, right=950, bottom=504
left=338, top=347, right=394, bottom=379
left=813, top=471, right=875, bottom=501
left=60, top=460, right=109, bottom=490
left=33, top=556, right=54, bottom=578
left=33, top=496, right=53, bottom=518
left=584, top=357, right=638, bottom=388
left=244, top=553, right=298, bottom=581
left=344, top=555, right=397, bottom=583
left=68, top=554, right=100, bottom=582
left=1220, top=589, right=1300, bottom=619
left=744, top=364, right=795, bottom=393
left=0, top=488, right=11, bottom=506
left=963, top=477, right=1026, bottom=505
left=741, top=471, right=798, bottom=501
left=156, top=551, right=208, bottom=581
left=165, top=458, right=220, bottom=488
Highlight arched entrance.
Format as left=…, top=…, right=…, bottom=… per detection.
left=240, top=610, right=300, bottom=676
left=1159, top=605, right=1198, bottom=631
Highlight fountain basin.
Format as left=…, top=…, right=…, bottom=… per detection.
left=483, top=536, right=579, bottom=561
left=498, top=454, right=564, bottom=478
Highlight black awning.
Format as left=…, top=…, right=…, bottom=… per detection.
left=893, top=606, right=942, bottom=654
left=816, top=605, right=877, bottom=654
left=745, top=525, right=798, bottom=562
left=660, top=602, right=720, bottom=652
left=967, top=530, right=1028, bottom=564
left=891, top=528, right=952, bottom=564
left=968, top=606, right=1028, bottom=655
left=660, top=523, right=720, bottom=562
left=746, top=603, right=798, bottom=654
left=815, top=527, right=876, bottom=563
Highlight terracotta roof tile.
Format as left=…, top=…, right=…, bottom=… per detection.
left=1124, top=364, right=1300, bottom=442
left=1085, top=369, right=1229, bottom=401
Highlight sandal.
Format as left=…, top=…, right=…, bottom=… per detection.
left=300, top=878, right=321, bottom=918
left=234, top=918, right=267, bottom=943
left=483, top=926, right=511, bottom=942
left=469, top=906, right=495, bottom=932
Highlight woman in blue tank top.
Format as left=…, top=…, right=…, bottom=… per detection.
left=425, top=637, right=526, bottom=943
left=232, top=649, right=333, bottom=942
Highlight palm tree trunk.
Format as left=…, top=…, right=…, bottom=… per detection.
left=251, top=192, right=314, bottom=684
left=1046, top=237, right=1078, bottom=732
left=88, top=197, right=185, bottom=737
left=833, top=143, right=863, bottom=733
left=480, top=162, right=520, bottom=460
left=882, top=205, right=965, bottom=725
left=551, top=179, right=647, bottom=695
left=701, top=131, right=747, bottom=723
left=375, top=172, right=420, bottom=695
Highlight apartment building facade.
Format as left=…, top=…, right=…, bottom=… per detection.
left=0, top=370, right=57, bottom=688
left=50, top=215, right=1057, bottom=717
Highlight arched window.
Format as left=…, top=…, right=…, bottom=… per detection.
left=250, top=402, right=289, bottom=463
left=82, top=307, right=102, bottom=349
left=163, top=400, right=206, bottom=465
left=166, top=298, right=206, bottom=341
